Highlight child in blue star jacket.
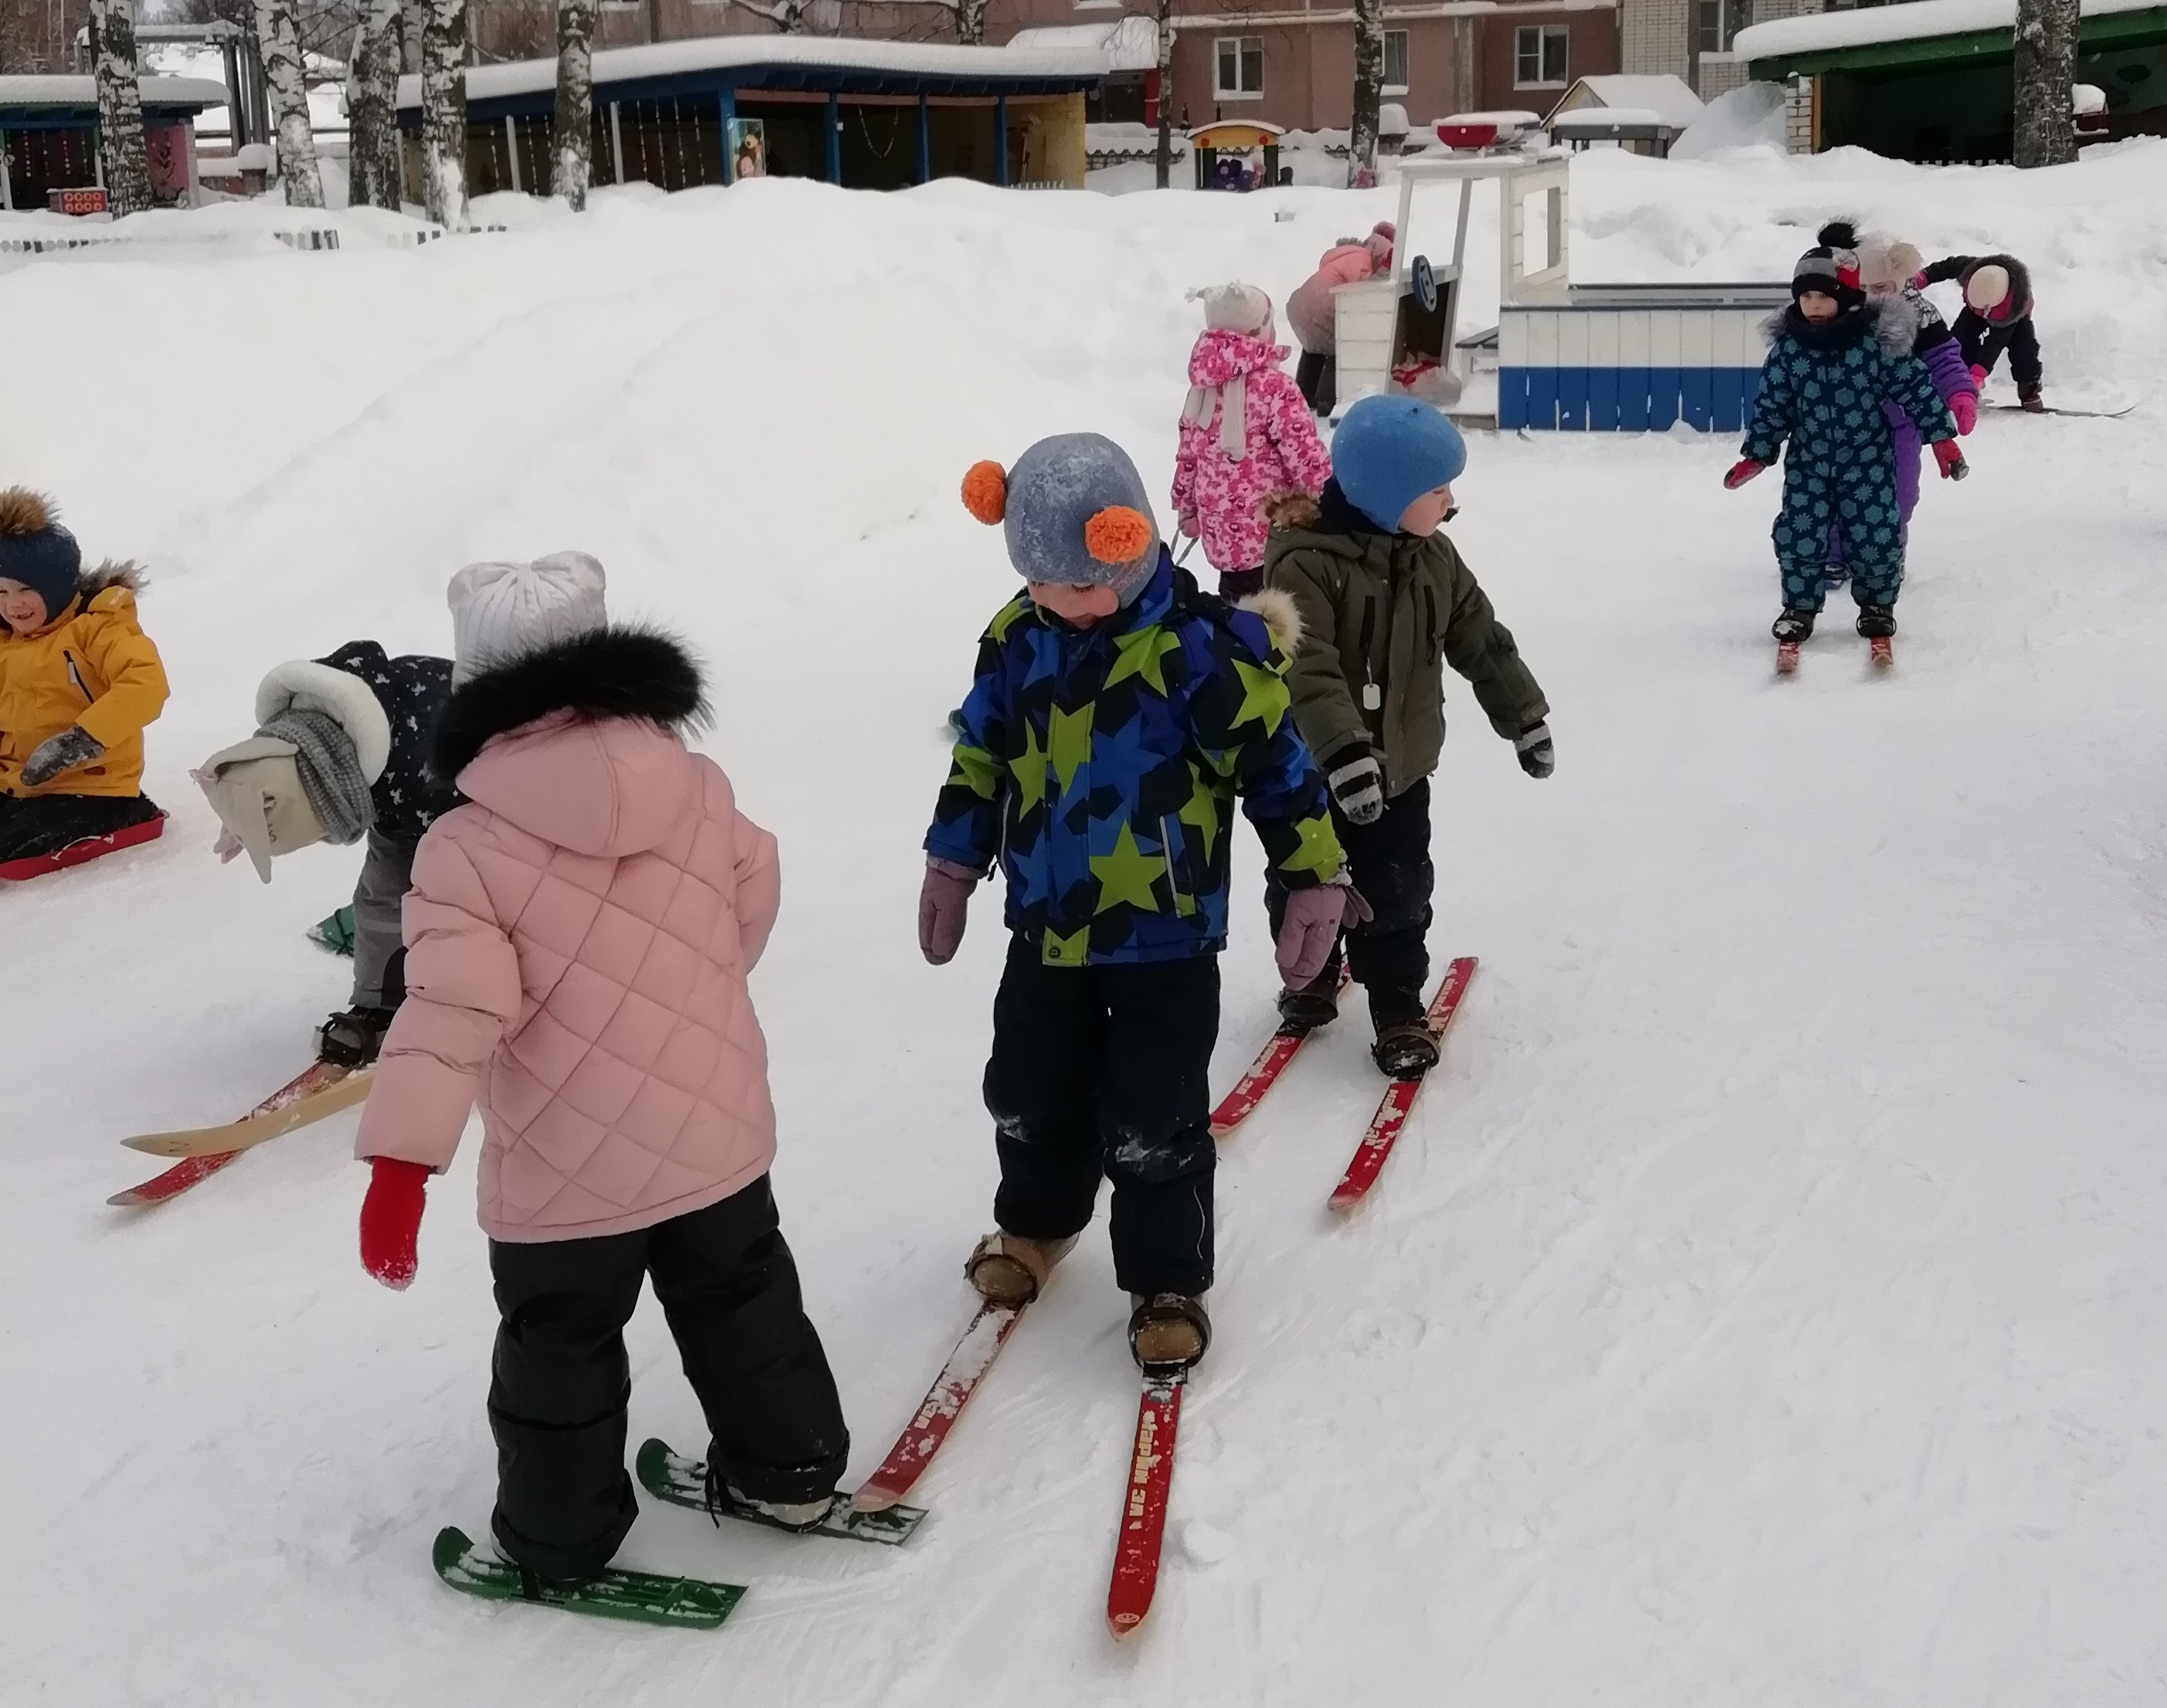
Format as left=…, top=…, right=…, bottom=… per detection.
left=917, top=432, right=1356, bottom=1372
left=1726, top=244, right=1963, bottom=647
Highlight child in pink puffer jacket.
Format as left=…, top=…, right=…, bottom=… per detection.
left=353, top=554, right=847, bottom=1588
left=1172, top=283, right=1332, bottom=598
left=1287, top=222, right=1395, bottom=416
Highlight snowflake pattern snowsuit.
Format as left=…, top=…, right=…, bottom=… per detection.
left=1170, top=327, right=1332, bottom=580
left=1742, top=300, right=1956, bottom=612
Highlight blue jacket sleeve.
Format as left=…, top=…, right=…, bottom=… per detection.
left=1741, top=342, right=1796, bottom=465
left=923, top=617, right=1014, bottom=873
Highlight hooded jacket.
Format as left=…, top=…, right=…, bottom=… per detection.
left=1286, top=229, right=1394, bottom=354
left=1920, top=252, right=2034, bottom=324
left=354, top=629, right=783, bottom=1244
left=1171, top=327, right=1332, bottom=575
left=0, top=562, right=168, bottom=798
left=256, top=642, right=462, bottom=843
left=1264, top=485, right=1549, bottom=799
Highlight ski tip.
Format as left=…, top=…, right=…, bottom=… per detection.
left=850, top=1483, right=902, bottom=1514
left=118, top=1134, right=180, bottom=1156
left=1327, top=1187, right=1365, bottom=1214
left=432, top=1527, right=475, bottom=1574
left=1107, top=1608, right=1148, bottom=1640
left=634, top=1438, right=671, bottom=1489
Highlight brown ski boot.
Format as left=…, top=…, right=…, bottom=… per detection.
left=1128, top=1293, right=1212, bottom=1371
left=965, top=1232, right=1076, bottom=1306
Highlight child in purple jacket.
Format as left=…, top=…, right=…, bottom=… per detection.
left=1819, top=222, right=1975, bottom=584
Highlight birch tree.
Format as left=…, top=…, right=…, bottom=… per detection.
left=254, top=0, right=324, bottom=205
left=1152, top=0, right=1172, bottom=189
left=86, top=0, right=153, bottom=215
left=726, top=0, right=814, bottom=29
left=420, top=0, right=468, bottom=228
left=2012, top=0, right=2079, bottom=167
left=1347, top=0, right=1383, bottom=187
left=348, top=0, right=405, bottom=209
left=551, top=0, right=595, bottom=208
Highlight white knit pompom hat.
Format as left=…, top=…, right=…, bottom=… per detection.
left=446, top=552, right=609, bottom=686
left=1189, top=281, right=1274, bottom=341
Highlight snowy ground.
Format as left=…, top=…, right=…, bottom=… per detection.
left=5, top=145, right=2167, bottom=1704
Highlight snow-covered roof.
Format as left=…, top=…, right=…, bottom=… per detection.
left=395, top=34, right=1104, bottom=108
left=1555, top=73, right=1703, bottom=129
left=1007, top=16, right=1158, bottom=72
left=1552, top=107, right=1672, bottom=130
left=1737, top=0, right=2167, bottom=60
left=0, top=73, right=229, bottom=110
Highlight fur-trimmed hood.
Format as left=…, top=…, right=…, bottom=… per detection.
left=432, top=626, right=708, bottom=781
left=1762, top=295, right=1919, bottom=357
left=1962, top=252, right=2033, bottom=320
left=1237, top=585, right=1304, bottom=656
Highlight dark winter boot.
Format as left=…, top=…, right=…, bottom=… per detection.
left=1128, top=1292, right=1212, bottom=1371
left=1369, top=985, right=1440, bottom=1078
left=2019, top=382, right=2046, bottom=414
left=1855, top=605, right=1897, bottom=640
left=317, top=1005, right=395, bottom=1068
left=1276, top=963, right=1343, bottom=1032
left=706, top=1460, right=835, bottom=1533
left=1772, top=608, right=1817, bottom=643
left=965, top=1231, right=1076, bottom=1306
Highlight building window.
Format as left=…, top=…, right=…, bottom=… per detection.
left=1215, top=36, right=1264, bottom=99
left=1696, top=0, right=1745, bottom=53
left=1383, top=29, right=1409, bottom=92
left=1514, top=25, right=1568, bottom=87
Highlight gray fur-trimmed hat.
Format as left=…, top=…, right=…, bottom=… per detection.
left=961, top=433, right=1159, bottom=588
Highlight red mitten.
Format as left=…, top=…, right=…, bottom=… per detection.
left=1969, top=364, right=1989, bottom=390
left=1724, top=459, right=1765, bottom=490
left=1932, top=439, right=1969, bottom=481
left=1910, top=271, right=1929, bottom=290
left=1950, top=391, right=1977, bottom=435
left=360, top=1157, right=430, bottom=1289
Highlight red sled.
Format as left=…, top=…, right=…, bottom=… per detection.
left=0, top=811, right=166, bottom=883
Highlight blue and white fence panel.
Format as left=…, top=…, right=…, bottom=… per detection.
left=1496, top=300, right=1780, bottom=432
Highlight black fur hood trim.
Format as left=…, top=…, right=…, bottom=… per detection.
left=1762, top=295, right=1917, bottom=356
left=432, top=626, right=710, bottom=781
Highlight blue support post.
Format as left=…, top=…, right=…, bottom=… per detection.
left=717, top=84, right=735, bottom=184
left=916, top=92, right=931, bottom=183
left=825, top=90, right=841, bottom=185
left=993, top=94, right=1008, bottom=187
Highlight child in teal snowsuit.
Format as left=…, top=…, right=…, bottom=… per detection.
left=1725, top=245, right=1962, bottom=645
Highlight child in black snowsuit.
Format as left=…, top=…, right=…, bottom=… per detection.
left=1919, top=253, right=2043, bottom=412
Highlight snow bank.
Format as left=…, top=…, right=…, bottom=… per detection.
left=1670, top=81, right=1789, bottom=160
left=1735, top=0, right=2164, bottom=58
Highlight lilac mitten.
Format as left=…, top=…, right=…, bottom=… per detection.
left=918, top=858, right=981, bottom=966
left=1276, top=878, right=1372, bottom=986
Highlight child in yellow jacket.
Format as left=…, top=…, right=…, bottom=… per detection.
left=0, top=488, right=169, bottom=869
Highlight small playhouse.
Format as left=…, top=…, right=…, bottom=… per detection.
left=1333, top=147, right=1787, bottom=432
left=1189, top=119, right=1282, bottom=191
left=0, top=75, right=228, bottom=212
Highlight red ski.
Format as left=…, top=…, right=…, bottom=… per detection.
left=1869, top=636, right=1893, bottom=669
left=0, top=810, right=164, bottom=883
left=1209, top=971, right=1351, bottom=1139
left=853, top=1299, right=1025, bottom=1513
left=1775, top=640, right=1800, bottom=676
left=1328, top=956, right=1477, bottom=1212
left=1106, top=1367, right=1185, bottom=1639
left=107, top=1061, right=355, bottom=1208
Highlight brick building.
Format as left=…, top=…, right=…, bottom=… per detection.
left=1618, top=0, right=1815, bottom=100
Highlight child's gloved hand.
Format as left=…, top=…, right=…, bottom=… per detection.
left=1723, top=459, right=1764, bottom=490
left=1969, top=364, right=1989, bottom=390
left=1324, top=749, right=1385, bottom=826
left=1911, top=271, right=1930, bottom=291
left=1951, top=391, right=1977, bottom=435
left=359, top=1157, right=430, bottom=1290
left=21, top=724, right=103, bottom=788
left=1515, top=721, right=1555, bottom=779
left=917, top=858, right=980, bottom=966
left=1932, top=439, right=1969, bottom=481
left=1276, top=876, right=1372, bottom=988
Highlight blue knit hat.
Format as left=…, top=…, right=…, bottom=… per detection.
left=961, top=432, right=1159, bottom=589
left=1331, top=398, right=1467, bottom=533
left=0, top=488, right=82, bottom=622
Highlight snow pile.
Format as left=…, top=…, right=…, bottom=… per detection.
left=1734, top=0, right=2165, bottom=58
left=1670, top=81, right=1790, bottom=160
left=4, top=148, right=2167, bottom=1705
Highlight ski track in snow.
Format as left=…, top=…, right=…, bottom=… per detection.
left=5, top=151, right=2167, bottom=1704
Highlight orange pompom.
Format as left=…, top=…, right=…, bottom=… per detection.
left=961, top=461, right=1008, bottom=525
left=1083, top=505, right=1154, bottom=565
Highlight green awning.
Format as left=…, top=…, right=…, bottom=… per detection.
left=1745, top=3, right=2167, bottom=77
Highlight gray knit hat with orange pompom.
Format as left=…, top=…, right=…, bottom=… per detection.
left=0, top=489, right=83, bottom=621
left=960, top=433, right=1160, bottom=591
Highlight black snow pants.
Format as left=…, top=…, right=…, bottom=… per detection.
left=1267, top=778, right=1434, bottom=1004
left=0, top=791, right=161, bottom=864
left=983, top=937, right=1219, bottom=1298
left=486, top=1174, right=848, bottom=1581
left=1295, top=349, right=1337, bottom=417
left=1953, top=310, right=2043, bottom=391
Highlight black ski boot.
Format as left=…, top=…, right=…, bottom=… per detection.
left=317, top=1005, right=395, bottom=1068
left=1368, top=985, right=1440, bottom=1078
left=1772, top=607, right=1817, bottom=643
left=1855, top=605, right=1897, bottom=639
left=2019, top=381, right=2046, bottom=414
left=1276, top=961, right=1343, bottom=1032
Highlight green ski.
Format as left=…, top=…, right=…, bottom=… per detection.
left=431, top=1527, right=746, bottom=1629
left=636, top=1439, right=928, bottom=1547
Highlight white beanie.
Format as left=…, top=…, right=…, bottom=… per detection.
left=446, top=552, right=609, bottom=686
left=1189, top=282, right=1274, bottom=339
left=1965, top=264, right=2012, bottom=316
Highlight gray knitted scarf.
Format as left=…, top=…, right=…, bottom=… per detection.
left=258, top=706, right=374, bottom=846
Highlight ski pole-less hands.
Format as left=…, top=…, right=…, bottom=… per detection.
left=1932, top=439, right=1969, bottom=481
left=1950, top=391, right=1978, bottom=435
left=359, top=1157, right=430, bottom=1289
left=1276, top=873, right=1372, bottom=988
left=917, top=857, right=982, bottom=966
left=1723, top=459, right=1765, bottom=490
left=1324, top=749, right=1385, bottom=826
left=21, top=724, right=103, bottom=788
left=1515, top=721, right=1555, bottom=779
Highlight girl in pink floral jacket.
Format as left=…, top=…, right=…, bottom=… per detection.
left=1171, top=283, right=1333, bottom=598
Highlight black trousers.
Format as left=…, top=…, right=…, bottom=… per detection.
left=486, top=1175, right=848, bottom=1580
left=1295, top=349, right=1336, bottom=416
left=983, top=937, right=1219, bottom=1298
left=1267, top=778, right=1434, bottom=999
left=1954, top=310, right=2043, bottom=389
left=0, top=792, right=160, bottom=863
